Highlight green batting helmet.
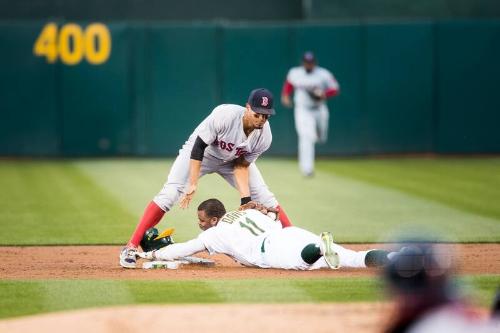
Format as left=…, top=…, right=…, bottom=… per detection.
left=140, top=227, right=175, bottom=252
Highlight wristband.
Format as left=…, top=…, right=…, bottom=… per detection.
left=240, top=196, right=252, bottom=205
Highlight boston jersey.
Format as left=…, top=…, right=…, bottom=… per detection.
left=286, top=66, right=339, bottom=109
left=197, top=209, right=282, bottom=267
left=189, top=104, right=272, bottom=164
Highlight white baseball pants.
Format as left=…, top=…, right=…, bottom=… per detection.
left=153, top=143, right=278, bottom=211
left=261, top=226, right=368, bottom=270
left=294, top=105, right=329, bottom=175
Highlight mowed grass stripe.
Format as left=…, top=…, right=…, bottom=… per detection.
left=127, top=280, right=223, bottom=303
left=1, top=277, right=498, bottom=319
left=293, top=278, right=382, bottom=302
left=206, top=279, right=315, bottom=302
left=0, top=280, right=221, bottom=319
left=42, top=280, right=134, bottom=312
left=257, top=160, right=500, bottom=242
left=0, top=281, right=46, bottom=318
left=0, top=161, right=135, bottom=245
left=76, top=159, right=500, bottom=242
left=0, top=278, right=381, bottom=319
left=317, top=158, right=500, bottom=220
left=74, top=159, right=239, bottom=242
left=73, top=160, right=171, bottom=218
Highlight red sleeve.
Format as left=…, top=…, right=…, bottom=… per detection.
left=281, top=80, right=294, bottom=96
left=325, top=87, right=339, bottom=98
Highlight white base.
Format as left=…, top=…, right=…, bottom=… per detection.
left=142, top=261, right=180, bottom=269
left=142, top=256, right=215, bottom=270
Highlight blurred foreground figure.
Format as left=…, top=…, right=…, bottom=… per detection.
left=383, top=241, right=499, bottom=333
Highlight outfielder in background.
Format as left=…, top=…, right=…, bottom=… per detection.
left=120, top=88, right=293, bottom=268
left=281, top=51, right=340, bottom=177
left=138, top=198, right=391, bottom=270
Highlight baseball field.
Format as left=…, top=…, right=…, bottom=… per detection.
left=1, top=157, right=499, bottom=332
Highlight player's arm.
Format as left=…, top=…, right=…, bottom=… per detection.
left=281, top=79, right=294, bottom=108
left=139, top=238, right=207, bottom=261
left=180, top=136, right=208, bottom=209
left=234, top=128, right=271, bottom=206
left=324, top=71, right=340, bottom=99
left=234, top=156, right=252, bottom=205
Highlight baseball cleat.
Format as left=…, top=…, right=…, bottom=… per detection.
left=119, top=246, right=138, bottom=268
left=365, top=249, right=390, bottom=267
left=319, top=232, right=340, bottom=269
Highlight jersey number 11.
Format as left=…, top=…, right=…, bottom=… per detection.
left=239, top=217, right=265, bottom=236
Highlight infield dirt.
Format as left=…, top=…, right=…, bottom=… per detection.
left=0, top=243, right=498, bottom=333
left=0, top=243, right=499, bottom=279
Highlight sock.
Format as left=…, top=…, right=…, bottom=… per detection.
left=301, top=243, right=322, bottom=264
left=127, top=201, right=166, bottom=248
left=364, top=250, right=389, bottom=267
left=276, top=205, right=293, bottom=228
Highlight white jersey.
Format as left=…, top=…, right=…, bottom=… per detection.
left=152, top=208, right=369, bottom=270
left=407, top=305, right=499, bottom=333
left=188, top=104, right=272, bottom=164
left=286, top=66, right=339, bottom=109
left=197, top=209, right=282, bottom=267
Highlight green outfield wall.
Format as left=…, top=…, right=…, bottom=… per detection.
left=1, top=20, right=499, bottom=156
left=2, top=0, right=499, bottom=21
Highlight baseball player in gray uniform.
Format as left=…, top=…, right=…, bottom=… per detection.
left=120, top=88, right=293, bottom=268
left=281, top=51, right=340, bottom=177
left=137, top=198, right=391, bottom=270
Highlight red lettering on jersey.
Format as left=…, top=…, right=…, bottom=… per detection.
left=215, top=140, right=235, bottom=152
left=236, top=147, right=248, bottom=157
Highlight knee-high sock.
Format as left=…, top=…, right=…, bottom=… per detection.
left=277, top=205, right=292, bottom=228
left=127, top=201, right=166, bottom=248
left=301, top=243, right=322, bottom=264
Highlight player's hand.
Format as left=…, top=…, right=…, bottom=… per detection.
left=308, top=88, right=325, bottom=101
left=136, top=251, right=155, bottom=260
left=179, top=184, right=197, bottom=209
left=281, top=95, right=292, bottom=108
left=239, top=201, right=279, bottom=216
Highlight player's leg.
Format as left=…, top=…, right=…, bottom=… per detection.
left=294, top=107, right=316, bottom=177
left=217, top=163, right=293, bottom=227
left=120, top=146, right=191, bottom=268
left=264, top=227, right=389, bottom=270
left=316, top=105, right=329, bottom=144
left=309, top=241, right=389, bottom=269
left=263, top=227, right=319, bottom=270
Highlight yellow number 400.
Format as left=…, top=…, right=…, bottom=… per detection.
left=34, top=22, right=111, bottom=65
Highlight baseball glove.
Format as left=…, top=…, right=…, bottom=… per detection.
left=239, top=200, right=279, bottom=221
left=307, top=88, right=324, bottom=101
left=140, top=227, right=175, bottom=252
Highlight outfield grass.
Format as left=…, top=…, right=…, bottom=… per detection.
left=317, top=158, right=500, bottom=220
left=0, top=158, right=498, bottom=320
left=0, top=276, right=497, bottom=319
left=0, top=158, right=499, bottom=244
